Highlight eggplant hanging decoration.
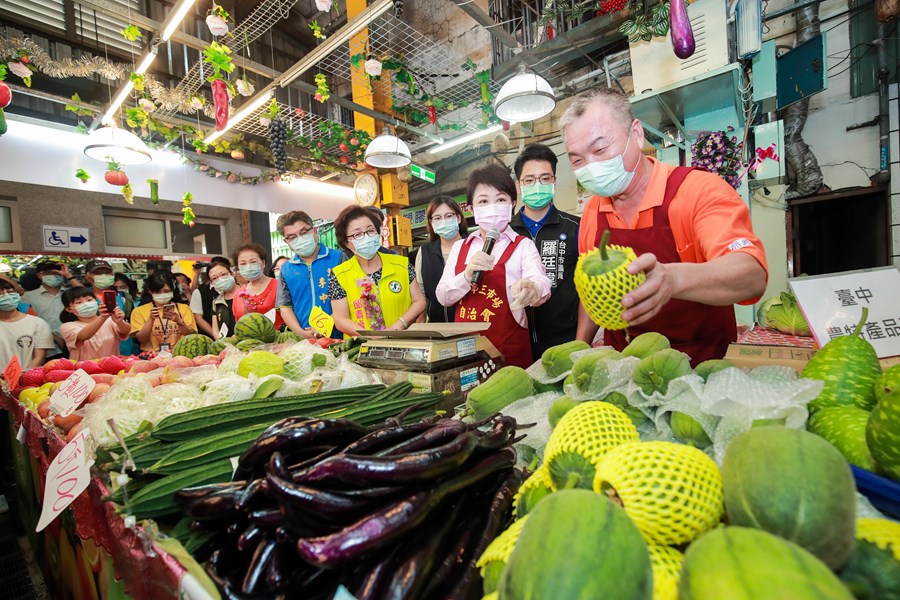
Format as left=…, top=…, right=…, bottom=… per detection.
left=670, top=0, right=695, bottom=59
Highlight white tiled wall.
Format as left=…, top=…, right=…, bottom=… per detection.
left=890, top=83, right=900, bottom=267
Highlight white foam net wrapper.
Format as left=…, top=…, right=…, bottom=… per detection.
left=499, top=391, right=564, bottom=465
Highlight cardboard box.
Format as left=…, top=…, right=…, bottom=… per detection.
left=372, top=356, right=503, bottom=413
left=725, top=344, right=817, bottom=371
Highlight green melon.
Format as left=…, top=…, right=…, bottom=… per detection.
left=549, top=396, right=579, bottom=428
left=601, top=391, right=648, bottom=427
left=839, top=539, right=900, bottom=600
left=670, top=412, right=712, bottom=449
left=694, top=359, right=733, bottom=383
left=633, top=349, right=692, bottom=396
left=877, top=365, right=900, bottom=405
left=532, top=378, right=564, bottom=394
left=678, top=527, right=854, bottom=600
left=237, top=351, right=284, bottom=378
left=722, top=426, right=857, bottom=570
left=572, top=349, right=623, bottom=393
left=498, top=490, right=652, bottom=600
left=542, top=340, right=591, bottom=377
left=234, top=312, right=277, bottom=343
left=867, top=389, right=900, bottom=481
left=802, top=309, right=880, bottom=413
left=622, top=332, right=670, bottom=359
left=171, top=333, right=213, bottom=359
left=808, top=406, right=877, bottom=471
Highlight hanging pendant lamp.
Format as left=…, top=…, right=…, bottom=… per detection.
left=494, top=71, right=556, bottom=122
left=364, top=126, right=411, bottom=169
left=83, top=125, right=152, bottom=165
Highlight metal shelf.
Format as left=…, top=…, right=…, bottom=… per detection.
left=630, top=63, right=746, bottom=150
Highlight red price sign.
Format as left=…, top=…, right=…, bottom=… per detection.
left=4, top=355, right=21, bottom=389
left=49, top=369, right=95, bottom=417
left=36, top=428, right=94, bottom=532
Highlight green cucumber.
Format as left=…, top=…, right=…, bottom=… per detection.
left=149, top=424, right=270, bottom=474
left=127, top=459, right=233, bottom=519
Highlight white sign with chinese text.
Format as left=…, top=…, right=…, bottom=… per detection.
left=49, top=369, right=95, bottom=417
left=789, top=267, right=900, bottom=358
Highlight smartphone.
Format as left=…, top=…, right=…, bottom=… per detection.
left=102, top=290, right=117, bottom=313
left=163, top=303, right=176, bottom=313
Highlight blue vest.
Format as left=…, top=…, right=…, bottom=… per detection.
left=281, top=246, right=343, bottom=333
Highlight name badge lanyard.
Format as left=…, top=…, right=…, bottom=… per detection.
left=157, top=311, right=172, bottom=345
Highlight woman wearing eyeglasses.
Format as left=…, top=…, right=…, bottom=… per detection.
left=415, top=196, right=469, bottom=322
left=436, top=164, right=551, bottom=369
left=329, top=206, right=426, bottom=337
left=205, top=262, right=237, bottom=337
left=232, top=243, right=284, bottom=329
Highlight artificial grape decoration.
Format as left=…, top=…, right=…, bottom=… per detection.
left=598, top=0, right=628, bottom=13
left=268, top=118, right=288, bottom=174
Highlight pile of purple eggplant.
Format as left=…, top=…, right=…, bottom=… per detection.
left=175, top=413, right=523, bottom=599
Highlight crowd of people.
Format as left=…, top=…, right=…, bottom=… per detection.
left=0, top=88, right=769, bottom=373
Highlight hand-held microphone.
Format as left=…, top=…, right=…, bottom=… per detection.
left=471, top=228, right=500, bottom=286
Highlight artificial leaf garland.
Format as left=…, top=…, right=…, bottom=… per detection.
left=182, top=192, right=196, bottom=227
left=75, top=169, right=90, bottom=183
left=120, top=25, right=142, bottom=42
left=314, top=73, right=330, bottom=102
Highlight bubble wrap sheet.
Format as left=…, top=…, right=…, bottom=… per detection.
left=498, top=391, right=563, bottom=464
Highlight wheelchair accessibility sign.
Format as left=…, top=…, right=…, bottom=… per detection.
left=42, top=225, right=91, bottom=252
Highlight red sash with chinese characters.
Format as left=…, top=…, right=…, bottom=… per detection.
left=454, top=235, right=533, bottom=369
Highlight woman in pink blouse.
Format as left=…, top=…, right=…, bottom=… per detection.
left=232, top=243, right=284, bottom=330
left=436, top=163, right=550, bottom=368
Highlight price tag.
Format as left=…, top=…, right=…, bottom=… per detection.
left=789, top=267, right=900, bottom=358
left=16, top=424, right=26, bottom=445
left=230, top=456, right=240, bottom=476
left=263, top=308, right=277, bottom=324
left=218, top=322, right=229, bottom=340
left=4, top=355, right=21, bottom=389
left=49, top=370, right=95, bottom=418
left=36, top=428, right=94, bottom=532
left=309, top=306, right=335, bottom=337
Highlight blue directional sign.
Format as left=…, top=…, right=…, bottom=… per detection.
left=42, top=225, right=91, bottom=253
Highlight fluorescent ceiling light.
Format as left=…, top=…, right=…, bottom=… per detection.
left=135, top=50, right=157, bottom=74
left=160, top=0, right=198, bottom=41
left=427, top=125, right=503, bottom=155
left=204, top=89, right=273, bottom=144
left=101, top=81, right=135, bottom=125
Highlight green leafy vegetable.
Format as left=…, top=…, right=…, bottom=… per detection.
left=758, top=291, right=811, bottom=337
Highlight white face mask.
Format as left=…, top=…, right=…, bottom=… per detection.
left=573, top=130, right=637, bottom=197
left=473, top=203, right=512, bottom=232
left=152, top=292, right=174, bottom=305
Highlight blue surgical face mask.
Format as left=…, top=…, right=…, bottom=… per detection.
left=212, top=275, right=235, bottom=293
left=573, top=131, right=636, bottom=197
left=521, top=183, right=555, bottom=209
left=239, top=264, right=263, bottom=281
left=93, top=274, right=115, bottom=289
left=0, top=293, right=20, bottom=311
left=292, top=232, right=319, bottom=257
left=42, top=274, right=64, bottom=288
left=352, top=233, right=381, bottom=260
left=433, top=219, right=460, bottom=241
left=75, top=300, right=99, bottom=317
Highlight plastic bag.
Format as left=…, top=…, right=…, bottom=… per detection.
left=564, top=351, right=639, bottom=402
left=498, top=391, right=564, bottom=464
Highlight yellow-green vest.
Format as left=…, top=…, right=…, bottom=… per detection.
left=333, top=252, right=410, bottom=336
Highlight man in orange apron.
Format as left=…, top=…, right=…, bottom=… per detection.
left=562, top=88, right=769, bottom=365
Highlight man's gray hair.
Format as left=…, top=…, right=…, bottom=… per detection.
left=559, top=87, right=636, bottom=139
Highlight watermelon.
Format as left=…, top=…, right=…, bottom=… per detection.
left=208, top=339, right=226, bottom=355
left=877, top=364, right=900, bottom=405
left=669, top=412, right=712, bottom=449
left=867, top=389, right=900, bottom=480
left=694, top=359, right=732, bottom=382
left=722, top=427, right=857, bottom=570
left=171, top=334, right=213, bottom=359
left=276, top=330, right=302, bottom=344
left=633, top=348, right=692, bottom=396
left=238, top=351, right=284, bottom=378
left=839, top=539, right=900, bottom=600
left=802, top=309, right=880, bottom=412
left=497, top=490, right=652, bottom=600
left=235, top=339, right=264, bottom=351
left=679, top=527, right=853, bottom=600
left=622, top=332, right=670, bottom=359
left=807, top=406, right=877, bottom=471
left=235, top=312, right=277, bottom=343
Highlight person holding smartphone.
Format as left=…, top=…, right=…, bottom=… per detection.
left=59, top=288, right=130, bottom=361
left=129, top=271, right=196, bottom=352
